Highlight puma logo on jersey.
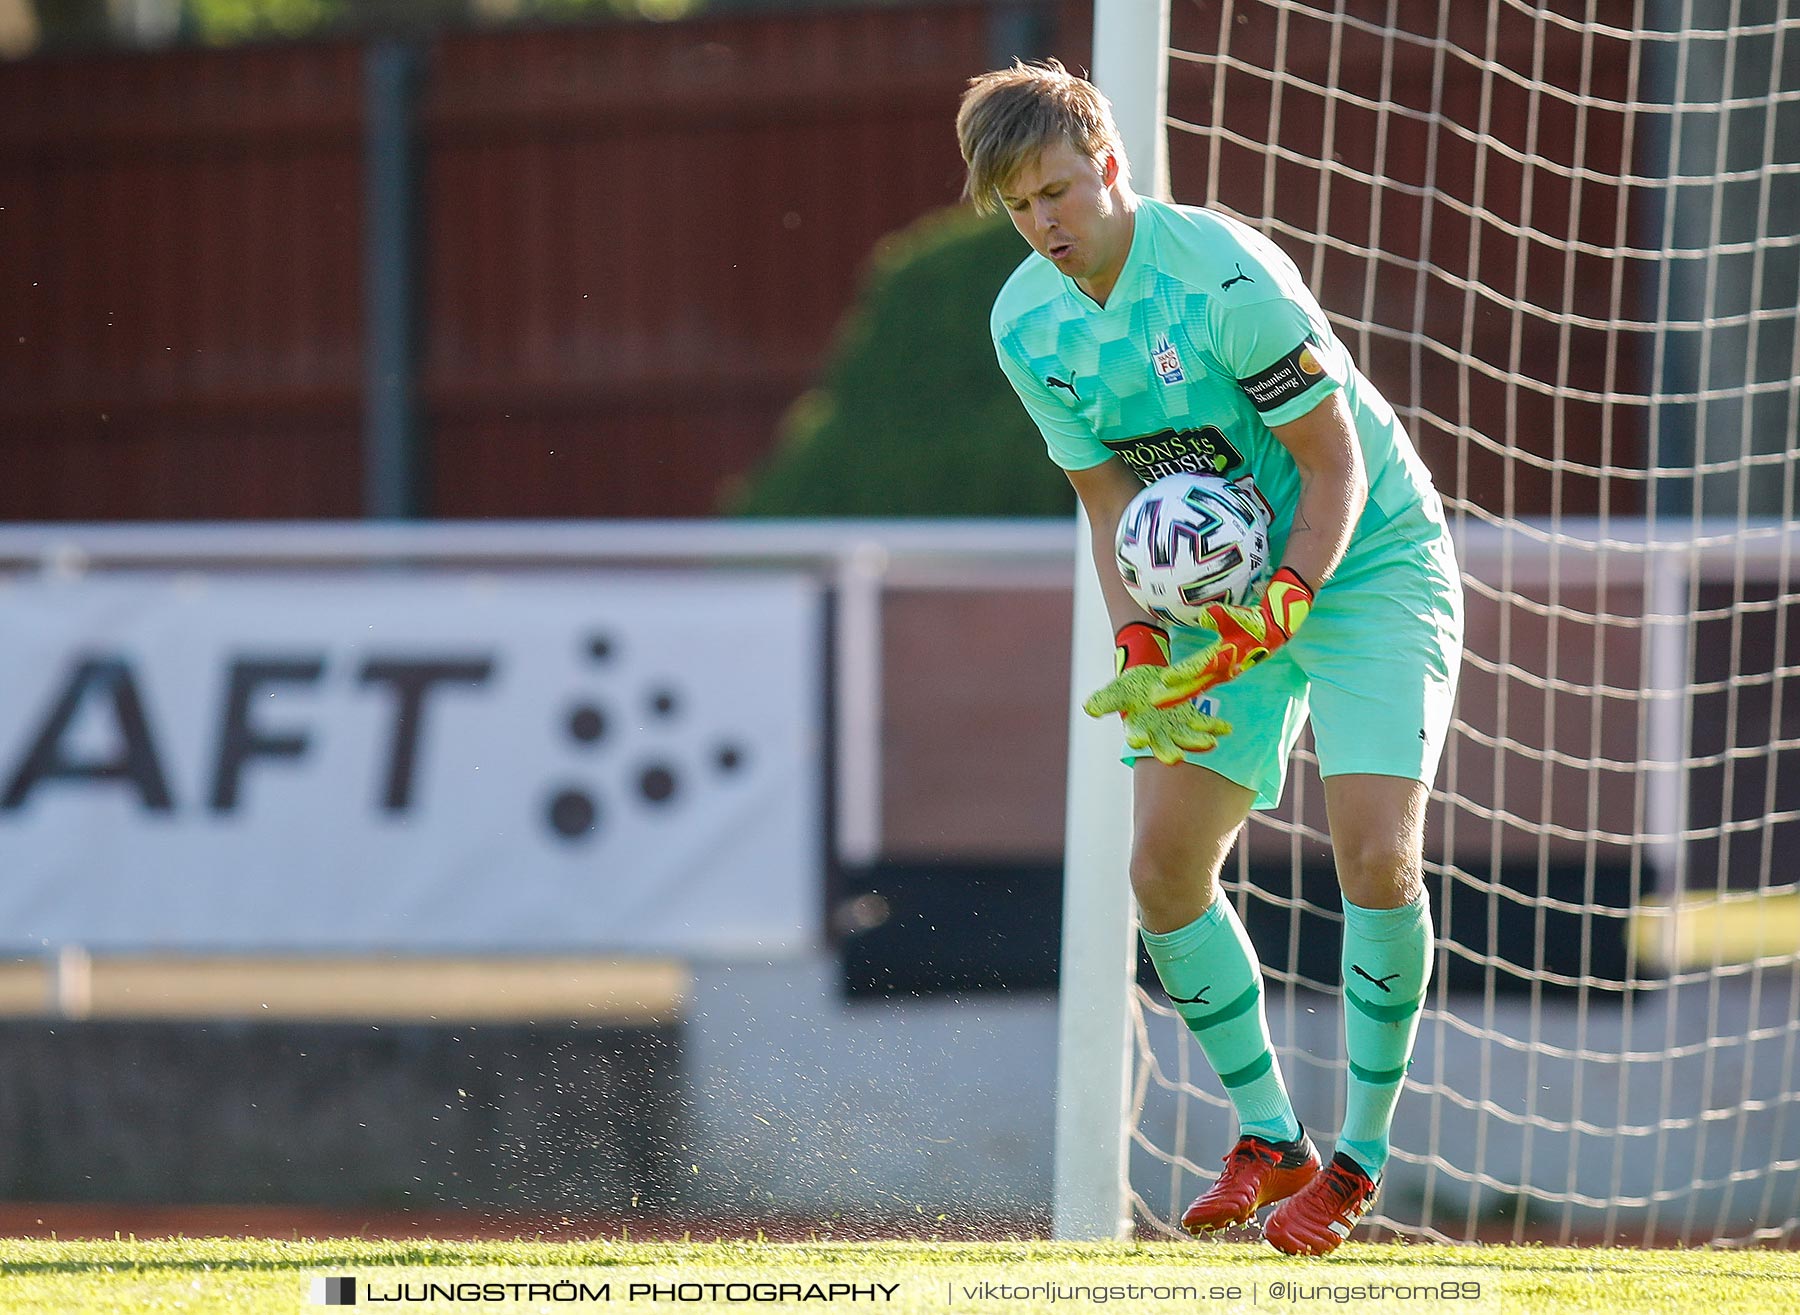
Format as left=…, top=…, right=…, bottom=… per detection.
left=1221, top=263, right=1256, bottom=292
left=1167, top=986, right=1212, bottom=1006
left=1045, top=374, right=1080, bottom=401
left=1353, top=965, right=1402, bottom=994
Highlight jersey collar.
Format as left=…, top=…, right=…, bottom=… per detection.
left=1067, top=196, right=1154, bottom=312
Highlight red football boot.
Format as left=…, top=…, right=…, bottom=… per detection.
left=1181, top=1132, right=1322, bottom=1234
left=1263, top=1152, right=1379, bottom=1255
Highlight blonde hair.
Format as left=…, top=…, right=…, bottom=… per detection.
left=956, top=59, right=1128, bottom=216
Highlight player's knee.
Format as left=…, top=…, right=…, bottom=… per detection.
left=1129, top=832, right=1222, bottom=921
left=1334, top=835, right=1422, bottom=907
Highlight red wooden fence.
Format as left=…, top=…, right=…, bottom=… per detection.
left=0, top=2, right=1636, bottom=521
left=0, top=42, right=367, bottom=518
left=0, top=4, right=1089, bottom=520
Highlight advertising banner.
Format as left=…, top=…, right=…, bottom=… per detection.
left=0, top=572, right=823, bottom=955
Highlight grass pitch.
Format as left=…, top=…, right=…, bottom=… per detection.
left=1, top=1237, right=1797, bottom=1314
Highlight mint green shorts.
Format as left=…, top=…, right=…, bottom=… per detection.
left=1125, top=525, right=1464, bottom=808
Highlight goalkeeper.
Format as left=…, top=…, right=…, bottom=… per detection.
left=959, top=60, right=1463, bottom=1256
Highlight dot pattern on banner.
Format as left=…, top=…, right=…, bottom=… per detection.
left=568, top=704, right=606, bottom=744
left=548, top=788, right=598, bottom=840
left=639, top=765, right=677, bottom=804
left=546, top=632, right=751, bottom=844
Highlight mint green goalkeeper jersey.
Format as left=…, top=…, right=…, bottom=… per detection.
left=991, top=197, right=1447, bottom=558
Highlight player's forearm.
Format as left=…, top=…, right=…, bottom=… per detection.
left=1281, top=460, right=1365, bottom=589
left=1090, top=515, right=1160, bottom=633
left=1270, top=394, right=1369, bottom=591
left=1069, top=460, right=1162, bottom=634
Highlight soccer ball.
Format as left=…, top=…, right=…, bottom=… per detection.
left=1114, top=473, right=1274, bottom=628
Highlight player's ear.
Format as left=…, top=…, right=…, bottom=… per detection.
left=1100, top=152, right=1120, bottom=186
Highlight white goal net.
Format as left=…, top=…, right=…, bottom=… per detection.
left=1095, top=0, right=1800, bottom=1246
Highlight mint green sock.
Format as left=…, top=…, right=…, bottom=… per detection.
left=1338, top=894, right=1433, bottom=1178
left=1141, top=896, right=1300, bottom=1145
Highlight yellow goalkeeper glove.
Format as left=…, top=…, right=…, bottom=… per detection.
left=1157, top=566, right=1315, bottom=704
left=1082, top=622, right=1233, bottom=765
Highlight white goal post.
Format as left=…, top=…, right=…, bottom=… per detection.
left=1049, top=0, right=1172, bottom=1244
left=1056, top=1, right=1800, bottom=1246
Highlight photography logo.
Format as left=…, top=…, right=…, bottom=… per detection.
left=311, top=1276, right=357, bottom=1306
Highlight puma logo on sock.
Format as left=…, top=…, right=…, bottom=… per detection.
left=1168, top=986, right=1212, bottom=1005
left=1353, top=965, right=1402, bottom=993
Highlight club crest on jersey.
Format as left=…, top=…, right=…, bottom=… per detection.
left=1152, top=334, right=1185, bottom=385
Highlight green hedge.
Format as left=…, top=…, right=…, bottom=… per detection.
left=730, top=207, right=1076, bottom=517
